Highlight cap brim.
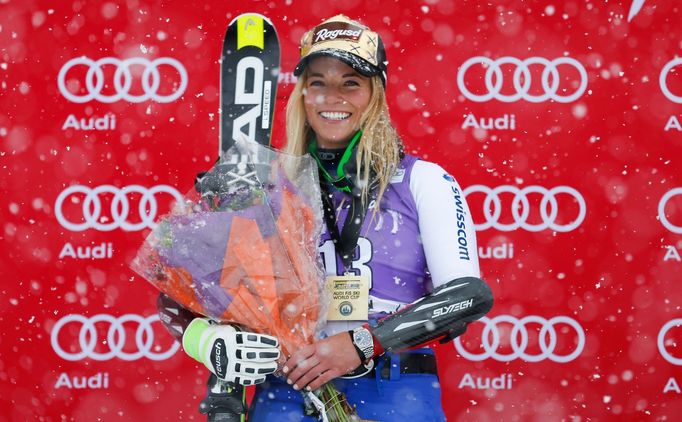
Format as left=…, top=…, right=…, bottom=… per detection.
left=294, top=49, right=381, bottom=78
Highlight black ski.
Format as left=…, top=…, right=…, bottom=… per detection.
left=196, top=13, right=281, bottom=422
left=196, top=13, right=280, bottom=197
left=220, top=13, right=280, bottom=154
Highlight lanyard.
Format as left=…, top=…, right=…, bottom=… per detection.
left=320, top=182, right=367, bottom=272
left=310, top=131, right=369, bottom=272
left=309, top=131, right=362, bottom=194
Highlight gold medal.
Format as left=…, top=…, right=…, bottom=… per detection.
left=325, top=274, right=370, bottom=321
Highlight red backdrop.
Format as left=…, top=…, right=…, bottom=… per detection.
left=2, top=0, right=682, bottom=420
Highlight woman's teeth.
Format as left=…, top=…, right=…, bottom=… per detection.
left=319, top=111, right=350, bottom=121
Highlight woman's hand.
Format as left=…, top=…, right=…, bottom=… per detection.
left=283, top=332, right=361, bottom=391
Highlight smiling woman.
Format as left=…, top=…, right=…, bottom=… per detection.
left=284, top=19, right=399, bottom=209
left=157, top=13, right=492, bottom=422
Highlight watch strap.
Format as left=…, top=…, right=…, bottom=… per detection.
left=365, top=323, right=385, bottom=357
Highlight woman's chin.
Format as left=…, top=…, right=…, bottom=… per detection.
left=316, top=133, right=356, bottom=148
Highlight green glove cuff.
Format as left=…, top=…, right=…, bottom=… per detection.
left=182, top=318, right=210, bottom=362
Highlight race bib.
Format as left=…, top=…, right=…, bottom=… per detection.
left=325, top=274, right=370, bottom=321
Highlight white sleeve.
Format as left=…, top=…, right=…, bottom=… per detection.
left=409, top=160, right=480, bottom=288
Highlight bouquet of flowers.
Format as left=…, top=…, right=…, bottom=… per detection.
left=131, top=140, right=360, bottom=422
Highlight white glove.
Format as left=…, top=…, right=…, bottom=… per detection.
left=182, top=318, right=280, bottom=385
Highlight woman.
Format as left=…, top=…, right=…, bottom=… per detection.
left=162, top=15, right=493, bottom=421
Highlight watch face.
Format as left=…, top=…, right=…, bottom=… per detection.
left=354, top=329, right=372, bottom=348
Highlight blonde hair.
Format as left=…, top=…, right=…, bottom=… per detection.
left=284, top=70, right=403, bottom=210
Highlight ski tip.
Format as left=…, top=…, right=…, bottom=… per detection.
left=227, top=12, right=274, bottom=27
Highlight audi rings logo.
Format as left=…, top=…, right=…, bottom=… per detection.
left=659, top=188, right=682, bottom=234
left=660, top=58, right=682, bottom=104
left=454, top=315, right=585, bottom=363
left=463, top=185, right=586, bottom=232
left=58, top=57, right=188, bottom=103
left=55, top=184, right=184, bottom=232
left=658, top=319, right=682, bottom=365
left=51, top=314, right=180, bottom=361
left=457, top=56, right=588, bottom=103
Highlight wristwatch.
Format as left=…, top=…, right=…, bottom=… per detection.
left=349, top=326, right=374, bottom=363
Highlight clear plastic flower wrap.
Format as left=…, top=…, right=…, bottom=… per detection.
left=132, top=140, right=329, bottom=356
left=131, top=140, right=363, bottom=421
